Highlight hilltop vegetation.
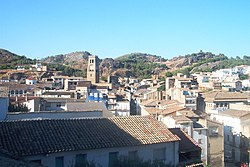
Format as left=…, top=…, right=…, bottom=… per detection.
left=0, top=49, right=35, bottom=69
left=168, top=51, right=250, bottom=76
left=1, top=48, right=250, bottom=79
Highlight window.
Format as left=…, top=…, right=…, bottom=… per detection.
left=56, top=103, right=61, bottom=107
left=55, top=156, right=64, bottom=167
left=109, top=152, right=118, bottom=167
left=75, top=154, right=87, bottom=167
left=128, top=151, right=138, bottom=161
left=209, top=126, right=218, bottom=136
left=198, top=139, right=202, bottom=144
left=153, top=147, right=166, bottom=161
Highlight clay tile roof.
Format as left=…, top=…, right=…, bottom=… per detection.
left=144, top=105, right=185, bottom=115
left=203, top=91, right=248, bottom=102
left=219, top=109, right=250, bottom=118
left=172, top=115, right=192, bottom=122
left=0, top=116, right=179, bottom=156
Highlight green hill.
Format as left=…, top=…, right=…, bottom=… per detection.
left=0, top=49, right=35, bottom=69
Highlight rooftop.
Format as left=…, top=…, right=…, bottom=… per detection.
left=66, top=102, right=108, bottom=112
left=172, top=115, right=192, bottom=123
left=144, top=105, right=185, bottom=115
left=216, top=109, right=250, bottom=118
left=203, top=91, right=249, bottom=102
left=0, top=116, right=179, bottom=157
left=169, top=128, right=200, bottom=153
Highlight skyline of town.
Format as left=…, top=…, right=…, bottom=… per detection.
left=1, top=53, right=250, bottom=166
left=1, top=1, right=250, bottom=166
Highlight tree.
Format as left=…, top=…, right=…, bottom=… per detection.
left=239, top=74, right=249, bottom=80
left=8, top=103, right=29, bottom=112
left=165, top=71, right=173, bottom=77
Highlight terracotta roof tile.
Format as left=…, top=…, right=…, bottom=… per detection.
left=0, top=116, right=179, bottom=156
left=203, top=91, right=248, bottom=102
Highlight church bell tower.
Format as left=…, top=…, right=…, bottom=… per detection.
left=87, top=55, right=99, bottom=84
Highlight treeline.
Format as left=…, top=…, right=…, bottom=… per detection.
left=121, top=60, right=167, bottom=79
left=45, top=63, right=86, bottom=77
left=0, top=56, right=35, bottom=70
left=169, top=55, right=250, bottom=76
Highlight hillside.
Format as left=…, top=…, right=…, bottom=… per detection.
left=1, top=48, right=250, bottom=79
left=42, top=52, right=167, bottom=79
left=0, top=49, right=35, bottom=69
left=42, top=51, right=92, bottom=69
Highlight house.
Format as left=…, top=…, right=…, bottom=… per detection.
left=193, top=122, right=208, bottom=164
left=139, top=100, right=185, bottom=119
left=202, top=91, right=249, bottom=114
left=165, top=74, right=200, bottom=110
left=0, top=116, right=180, bottom=167
left=166, top=88, right=200, bottom=110
left=221, top=80, right=242, bottom=92
left=64, top=77, right=84, bottom=91
left=0, top=83, right=32, bottom=97
left=164, top=115, right=193, bottom=137
left=0, top=86, right=9, bottom=120
left=198, top=116, right=224, bottom=167
left=41, top=91, right=76, bottom=99
left=26, top=77, right=37, bottom=85
left=210, top=109, right=250, bottom=164
left=6, top=100, right=112, bottom=120
left=169, top=128, right=202, bottom=166
left=75, top=81, right=91, bottom=99
left=9, top=96, right=41, bottom=112
left=107, top=93, right=130, bottom=116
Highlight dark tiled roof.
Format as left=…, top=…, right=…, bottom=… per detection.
left=0, top=116, right=179, bottom=157
left=169, top=128, right=201, bottom=153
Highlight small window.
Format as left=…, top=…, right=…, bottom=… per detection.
left=75, top=154, right=87, bottom=167
left=109, top=152, right=118, bottom=167
left=209, top=126, right=218, bottom=136
left=55, top=156, right=64, bottom=167
left=198, top=139, right=202, bottom=144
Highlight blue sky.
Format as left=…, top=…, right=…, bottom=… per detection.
left=1, top=0, right=250, bottom=59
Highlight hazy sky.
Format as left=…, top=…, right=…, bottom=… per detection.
left=1, top=0, right=250, bottom=59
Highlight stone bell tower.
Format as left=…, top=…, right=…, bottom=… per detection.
left=87, top=55, right=99, bottom=84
